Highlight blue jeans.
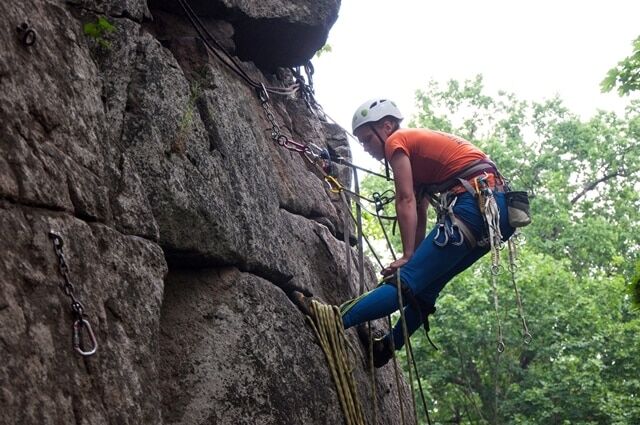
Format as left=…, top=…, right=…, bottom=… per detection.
left=341, top=192, right=514, bottom=348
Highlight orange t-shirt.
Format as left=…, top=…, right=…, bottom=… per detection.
left=385, top=128, right=492, bottom=191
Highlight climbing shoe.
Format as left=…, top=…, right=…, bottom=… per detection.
left=356, top=324, right=394, bottom=368
left=290, top=290, right=314, bottom=317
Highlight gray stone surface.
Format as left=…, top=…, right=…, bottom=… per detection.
left=0, top=203, right=167, bottom=424
left=160, top=267, right=413, bottom=425
left=1, top=0, right=415, bottom=424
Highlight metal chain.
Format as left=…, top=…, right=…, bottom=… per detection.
left=508, top=235, right=533, bottom=344
left=490, top=270, right=505, bottom=353
left=49, top=231, right=98, bottom=357
left=291, top=62, right=317, bottom=110
left=259, top=85, right=312, bottom=153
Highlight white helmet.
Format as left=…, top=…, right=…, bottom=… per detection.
left=351, top=98, right=404, bottom=133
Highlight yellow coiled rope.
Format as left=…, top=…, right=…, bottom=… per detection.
left=305, top=300, right=366, bottom=425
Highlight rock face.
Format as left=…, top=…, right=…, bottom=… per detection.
left=0, top=1, right=414, bottom=424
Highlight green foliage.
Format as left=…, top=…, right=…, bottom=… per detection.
left=315, top=44, right=333, bottom=58
left=601, top=35, right=640, bottom=96
left=360, top=76, right=640, bottom=424
left=83, top=16, right=116, bottom=49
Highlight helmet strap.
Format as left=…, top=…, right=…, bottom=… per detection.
left=370, top=124, right=391, bottom=181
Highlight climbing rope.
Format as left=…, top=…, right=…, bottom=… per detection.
left=353, top=169, right=366, bottom=296
left=324, top=176, right=397, bottom=222
left=373, top=194, right=398, bottom=262
left=386, top=315, right=408, bottom=425
left=334, top=156, right=392, bottom=181
left=395, top=270, right=419, bottom=425
left=304, top=301, right=365, bottom=425
left=48, top=231, right=98, bottom=357
left=340, top=191, right=353, bottom=284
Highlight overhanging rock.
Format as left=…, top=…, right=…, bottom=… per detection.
left=150, top=0, right=340, bottom=70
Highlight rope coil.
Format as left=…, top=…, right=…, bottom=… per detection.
left=305, top=301, right=365, bottom=425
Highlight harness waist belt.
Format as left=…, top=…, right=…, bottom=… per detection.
left=421, top=158, right=499, bottom=195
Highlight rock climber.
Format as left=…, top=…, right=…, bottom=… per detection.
left=293, top=98, right=515, bottom=367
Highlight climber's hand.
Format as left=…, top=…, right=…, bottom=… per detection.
left=381, top=256, right=410, bottom=277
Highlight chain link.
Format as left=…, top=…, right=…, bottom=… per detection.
left=259, top=88, right=309, bottom=154
left=49, top=231, right=97, bottom=357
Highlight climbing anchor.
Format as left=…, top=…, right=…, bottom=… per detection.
left=16, top=22, right=37, bottom=46
left=49, top=230, right=98, bottom=357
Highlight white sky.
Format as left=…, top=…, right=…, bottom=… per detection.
left=312, top=0, right=640, bottom=167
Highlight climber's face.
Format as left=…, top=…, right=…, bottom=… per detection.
left=355, top=122, right=386, bottom=161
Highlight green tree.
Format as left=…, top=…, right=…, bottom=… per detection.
left=359, top=76, right=640, bottom=424
left=601, top=35, right=640, bottom=96
left=601, top=35, right=640, bottom=311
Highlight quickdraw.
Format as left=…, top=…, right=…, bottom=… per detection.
left=474, top=175, right=506, bottom=352
left=49, top=231, right=98, bottom=357
left=473, top=174, right=532, bottom=352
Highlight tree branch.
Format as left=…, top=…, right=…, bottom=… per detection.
left=570, top=170, right=622, bottom=205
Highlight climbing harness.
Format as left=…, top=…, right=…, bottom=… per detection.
left=16, top=22, right=37, bottom=46
left=419, top=159, right=533, bottom=354
left=48, top=231, right=98, bottom=357
left=304, top=301, right=365, bottom=425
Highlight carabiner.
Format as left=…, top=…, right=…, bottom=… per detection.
left=72, top=318, right=98, bottom=356
left=450, top=223, right=465, bottom=246
left=256, top=83, right=269, bottom=103
left=319, top=148, right=332, bottom=174
left=434, top=223, right=449, bottom=247
left=324, top=175, right=343, bottom=193
left=523, top=331, right=533, bottom=345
